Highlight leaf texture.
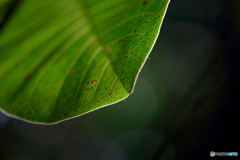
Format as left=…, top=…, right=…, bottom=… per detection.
left=0, top=0, right=170, bottom=123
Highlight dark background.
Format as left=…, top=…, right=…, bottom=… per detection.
left=0, top=0, right=239, bottom=159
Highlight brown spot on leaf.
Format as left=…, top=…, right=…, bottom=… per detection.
left=131, top=51, right=133, bottom=53
left=157, top=16, right=160, bottom=19
left=134, top=29, right=138, bottom=33
left=91, top=79, right=97, bottom=84
left=67, top=71, right=72, bottom=76
left=124, top=36, right=129, bottom=42
left=87, top=87, right=93, bottom=90
left=24, top=74, right=31, bottom=80
left=29, top=111, right=32, bottom=114
left=109, top=92, right=112, bottom=96
left=145, top=21, right=148, bottom=24
left=67, top=69, right=75, bottom=76
left=104, top=48, right=111, bottom=53
left=143, top=1, right=147, bottom=5
left=87, top=81, right=89, bottom=85
left=64, top=113, right=67, bottom=116
left=88, top=38, right=96, bottom=45
left=118, top=39, right=122, bottom=43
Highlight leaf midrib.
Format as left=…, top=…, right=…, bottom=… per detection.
left=77, top=0, right=130, bottom=94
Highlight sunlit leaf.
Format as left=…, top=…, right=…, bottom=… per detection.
left=0, top=0, right=170, bottom=124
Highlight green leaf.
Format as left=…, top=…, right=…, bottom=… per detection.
left=0, top=0, right=170, bottom=124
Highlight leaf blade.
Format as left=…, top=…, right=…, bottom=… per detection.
left=0, top=0, right=170, bottom=123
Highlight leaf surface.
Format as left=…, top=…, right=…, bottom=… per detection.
left=0, top=0, right=170, bottom=123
